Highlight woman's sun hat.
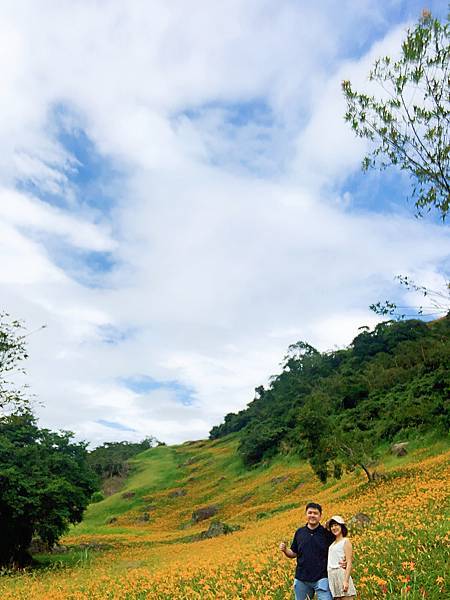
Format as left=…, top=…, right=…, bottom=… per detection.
left=327, top=515, right=346, bottom=526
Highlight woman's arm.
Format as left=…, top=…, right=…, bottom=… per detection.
left=342, top=539, right=353, bottom=592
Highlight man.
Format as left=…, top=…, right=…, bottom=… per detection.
left=279, top=501, right=335, bottom=600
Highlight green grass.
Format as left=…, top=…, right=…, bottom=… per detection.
left=71, top=445, right=185, bottom=535
left=72, top=434, right=308, bottom=538
left=71, top=432, right=450, bottom=540
left=32, top=547, right=98, bottom=570
left=379, top=431, right=449, bottom=468
left=1, top=432, right=449, bottom=599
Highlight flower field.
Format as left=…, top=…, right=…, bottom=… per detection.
left=1, top=436, right=448, bottom=599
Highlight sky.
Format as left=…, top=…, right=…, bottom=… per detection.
left=1, top=0, right=449, bottom=446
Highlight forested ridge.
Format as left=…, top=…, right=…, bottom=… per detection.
left=210, top=316, right=450, bottom=480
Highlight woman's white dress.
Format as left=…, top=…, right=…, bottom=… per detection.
left=327, top=538, right=357, bottom=597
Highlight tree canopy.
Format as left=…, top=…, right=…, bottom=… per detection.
left=342, top=11, right=450, bottom=218
left=0, top=312, right=98, bottom=567
left=88, top=438, right=158, bottom=481
left=0, top=412, right=97, bottom=566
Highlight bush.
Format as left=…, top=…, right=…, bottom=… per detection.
left=90, top=491, right=105, bottom=504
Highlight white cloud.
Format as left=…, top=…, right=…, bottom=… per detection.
left=0, top=0, right=448, bottom=445
left=289, top=24, right=409, bottom=189
left=0, top=188, right=115, bottom=251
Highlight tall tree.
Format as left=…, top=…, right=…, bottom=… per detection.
left=342, top=11, right=450, bottom=218
left=0, top=412, right=97, bottom=566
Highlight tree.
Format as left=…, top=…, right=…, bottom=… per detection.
left=298, top=402, right=379, bottom=483
left=0, top=412, right=97, bottom=566
left=296, top=395, right=338, bottom=483
left=342, top=11, right=450, bottom=218
left=334, top=428, right=379, bottom=483
left=238, top=420, right=287, bottom=466
left=0, top=313, right=29, bottom=412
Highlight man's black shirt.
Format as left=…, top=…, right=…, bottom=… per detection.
left=290, top=523, right=335, bottom=582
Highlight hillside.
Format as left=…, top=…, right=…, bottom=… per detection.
left=1, top=433, right=448, bottom=599
left=210, top=317, right=450, bottom=480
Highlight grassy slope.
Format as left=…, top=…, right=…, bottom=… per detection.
left=1, top=434, right=449, bottom=599
left=73, top=445, right=185, bottom=535
left=68, top=435, right=320, bottom=544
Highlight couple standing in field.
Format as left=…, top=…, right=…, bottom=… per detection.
left=279, top=502, right=357, bottom=600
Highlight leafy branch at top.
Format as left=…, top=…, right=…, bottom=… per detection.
left=0, top=312, right=30, bottom=412
left=370, top=275, right=450, bottom=319
left=342, top=11, right=450, bottom=218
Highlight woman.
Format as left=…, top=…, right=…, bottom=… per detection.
left=327, top=515, right=357, bottom=599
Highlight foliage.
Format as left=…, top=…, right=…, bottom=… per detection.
left=209, top=408, right=251, bottom=439
left=238, top=420, right=287, bottom=466
left=0, top=313, right=29, bottom=412
left=87, top=438, right=158, bottom=481
left=342, top=11, right=450, bottom=218
left=293, top=391, right=378, bottom=482
left=210, top=316, right=450, bottom=481
left=0, top=412, right=97, bottom=566
left=90, top=491, right=105, bottom=503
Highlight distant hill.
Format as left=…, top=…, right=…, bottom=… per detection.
left=210, top=316, right=450, bottom=480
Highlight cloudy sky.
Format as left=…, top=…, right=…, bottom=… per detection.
left=1, top=0, right=449, bottom=446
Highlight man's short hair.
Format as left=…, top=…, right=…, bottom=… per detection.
left=305, top=501, right=322, bottom=513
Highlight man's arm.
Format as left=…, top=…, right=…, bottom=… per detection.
left=279, top=541, right=297, bottom=559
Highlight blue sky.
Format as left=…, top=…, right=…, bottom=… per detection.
left=0, top=0, right=448, bottom=445
left=121, top=376, right=195, bottom=406
left=97, top=419, right=137, bottom=433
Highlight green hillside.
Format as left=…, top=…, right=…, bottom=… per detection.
left=1, top=429, right=448, bottom=599
left=1, top=316, right=449, bottom=598
left=210, top=317, right=450, bottom=481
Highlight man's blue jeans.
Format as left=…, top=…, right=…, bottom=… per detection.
left=294, top=578, right=333, bottom=600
